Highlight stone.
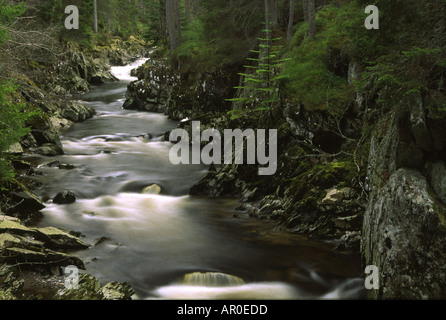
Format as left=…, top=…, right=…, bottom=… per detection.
left=8, top=190, right=46, bottom=216
left=335, top=231, right=361, bottom=252
left=53, top=191, right=76, bottom=205
left=58, top=274, right=134, bottom=300
left=7, top=143, right=24, bottom=154
left=427, top=161, right=446, bottom=205
left=34, top=227, right=89, bottom=250
left=322, top=189, right=344, bottom=205
left=58, top=273, right=102, bottom=300
left=334, top=215, right=361, bottom=230
left=33, top=143, right=64, bottom=157
left=100, top=281, right=135, bottom=300
left=361, top=168, right=446, bottom=299
left=0, top=233, right=45, bottom=249
left=1, top=216, right=82, bottom=247
left=0, top=217, right=33, bottom=235
left=4, top=247, right=85, bottom=269
left=60, top=102, right=96, bottom=123
left=141, top=184, right=162, bottom=195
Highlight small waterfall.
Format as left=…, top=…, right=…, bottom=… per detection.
left=150, top=272, right=299, bottom=300
left=110, top=58, right=148, bottom=81
left=182, top=272, right=245, bottom=287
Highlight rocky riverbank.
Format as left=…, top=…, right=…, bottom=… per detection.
left=0, top=37, right=149, bottom=300
left=124, top=57, right=366, bottom=252
left=123, top=40, right=446, bottom=299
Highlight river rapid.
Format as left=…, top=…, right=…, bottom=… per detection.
left=27, top=59, right=365, bottom=300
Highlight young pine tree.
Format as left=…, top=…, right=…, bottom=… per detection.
left=226, top=21, right=290, bottom=119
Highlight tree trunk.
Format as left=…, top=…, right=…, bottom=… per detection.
left=174, top=0, right=182, bottom=45
left=93, top=0, right=98, bottom=33
left=192, top=0, right=200, bottom=19
left=287, top=0, right=295, bottom=42
left=302, top=0, right=309, bottom=22
left=308, top=0, right=315, bottom=39
left=271, top=0, right=278, bottom=28
left=166, top=0, right=177, bottom=52
left=185, top=0, right=192, bottom=23
left=159, top=0, right=167, bottom=45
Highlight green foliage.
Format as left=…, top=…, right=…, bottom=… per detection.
left=226, top=21, right=290, bottom=119
left=173, top=0, right=264, bottom=72
left=280, top=4, right=357, bottom=114
left=173, top=19, right=221, bottom=72
left=0, top=0, right=25, bottom=41
left=357, top=46, right=446, bottom=116
left=0, top=82, right=35, bottom=189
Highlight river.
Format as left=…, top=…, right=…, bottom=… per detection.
left=28, top=59, right=365, bottom=300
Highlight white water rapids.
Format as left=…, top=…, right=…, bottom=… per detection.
left=29, top=58, right=365, bottom=300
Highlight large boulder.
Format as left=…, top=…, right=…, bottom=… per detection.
left=53, top=191, right=77, bottom=205
left=0, top=215, right=88, bottom=270
left=21, top=113, right=64, bottom=156
left=361, top=168, right=446, bottom=299
left=59, top=102, right=96, bottom=123
left=58, top=273, right=135, bottom=300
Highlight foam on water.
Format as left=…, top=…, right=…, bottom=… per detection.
left=150, top=282, right=299, bottom=300
left=110, top=58, right=149, bottom=81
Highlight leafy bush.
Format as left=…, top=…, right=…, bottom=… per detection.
left=173, top=19, right=221, bottom=72
left=0, top=82, right=35, bottom=189
left=356, top=46, right=446, bottom=115
left=279, top=4, right=359, bottom=115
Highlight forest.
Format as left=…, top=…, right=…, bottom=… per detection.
left=1, top=0, right=446, bottom=302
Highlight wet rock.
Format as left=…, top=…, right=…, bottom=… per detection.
left=59, top=102, right=96, bottom=123
left=0, top=216, right=87, bottom=270
left=58, top=273, right=134, bottom=300
left=123, top=59, right=235, bottom=120
left=0, top=233, right=45, bottom=250
left=426, top=161, right=446, bottom=204
left=334, top=215, right=362, bottom=230
left=0, top=264, right=24, bottom=300
left=58, top=273, right=102, bottom=300
left=0, top=217, right=35, bottom=235
left=8, top=189, right=45, bottom=216
left=322, top=189, right=344, bottom=205
left=361, top=168, right=446, bottom=299
left=100, top=281, right=134, bottom=300
left=53, top=191, right=76, bottom=205
left=4, top=247, right=85, bottom=270
left=34, top=144, right=64, bottom=157
left=35, top=227, right=89, bottom=250
left=335, top=231, right=361, bottom=252
left=142, top=184, right=162, bottom=195
left=7, top=143, right=24, bottom=154
left=24, top=113, right=64, bottom=156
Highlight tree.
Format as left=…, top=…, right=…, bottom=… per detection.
left=226, top=2, right=290, bottom=119
left=93, top=0, right=98, bottom=33
left=287, top=0, right=295, bottom=42
left=0, top=1, right=35, bottom=189
left=166, top=0, right=181, bottom=52
left=302, top=0, right=308, bottom=21
left=185, top=0, right=200, bottom=22
left=308, top=0, right=315, bottom=39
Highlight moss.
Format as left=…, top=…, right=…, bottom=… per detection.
left=428, top=187, right=446, bottom=230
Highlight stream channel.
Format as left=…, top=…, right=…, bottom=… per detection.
left=26, top=59, right=365, bottom=300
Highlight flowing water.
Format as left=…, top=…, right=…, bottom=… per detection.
left=27, top=59, right=365, bottom=300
